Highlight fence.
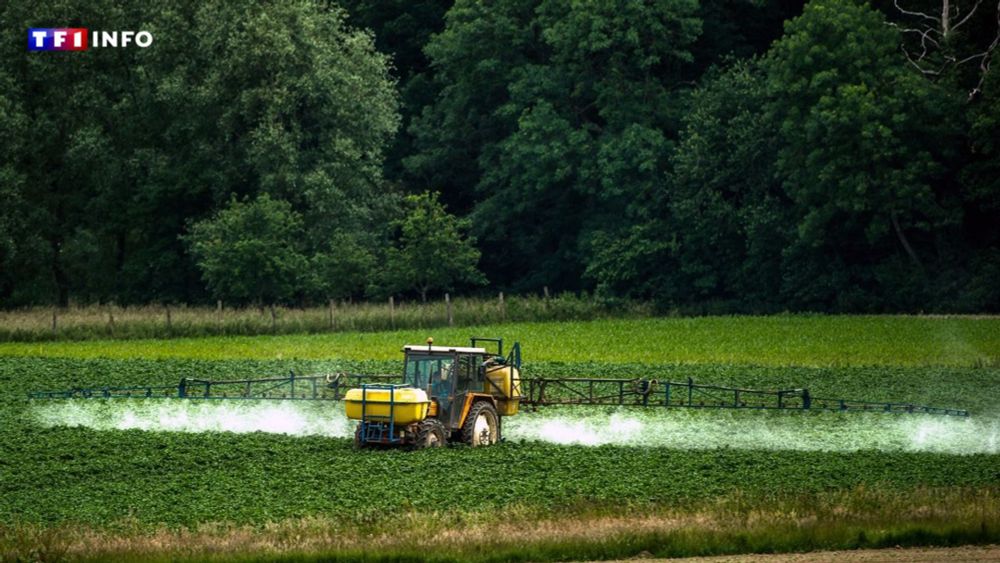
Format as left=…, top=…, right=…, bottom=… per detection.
left=0, top=293, right=651, bottom=342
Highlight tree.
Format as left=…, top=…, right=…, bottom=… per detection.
left=586, top=60, right=791, bottom=311
left=0, top=0, right=399, bottom=306
left=764, top=0, right=964, bottom=309
left=888, top=0, right=1000, bottom=99
left=184, top=195, right=309, bottom=307
left=308, top=234, right=377, bottom=302
left=408, top=0, right=701, bottom=292
left=339, top=0, right=452, bottom=184
left=382, top=192, right=486, bottom=301
left=0, top=70, right=31, bottom=304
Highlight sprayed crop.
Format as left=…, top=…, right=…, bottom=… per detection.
left=27, top=400, right=1000, bottom=455
left=1, top=322, right=999, bottom=556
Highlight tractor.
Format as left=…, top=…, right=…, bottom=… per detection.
left=29, top=336, right=971, bottom=446
left=344, top=337, right=522, bottom=448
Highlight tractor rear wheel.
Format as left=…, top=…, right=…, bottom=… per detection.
left=462, top=401, right=499, bottom=447
left=413, top=419, right=447, bottom=449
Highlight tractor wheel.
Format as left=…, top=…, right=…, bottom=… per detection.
left=413, top=419, right=447, bottom=450
left=462, top=401, right=499, bottom=447
left=353, top=424, right=366, bottom=449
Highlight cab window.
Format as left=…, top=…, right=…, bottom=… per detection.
left=455, top=354, right=483, bottom=391
left=405, top=355, right=454, bottom=395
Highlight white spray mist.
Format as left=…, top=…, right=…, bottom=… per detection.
left=32, top=401, right=1000, bottom=454
left=33, top=400, right=354, bottom=438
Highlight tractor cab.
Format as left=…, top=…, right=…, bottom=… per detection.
left=345, top=337, right=522, bottom=448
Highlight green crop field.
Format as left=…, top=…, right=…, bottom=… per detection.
left=2, top=316, right=999, bottom=562
left=0, top=315, right=997, bottom=367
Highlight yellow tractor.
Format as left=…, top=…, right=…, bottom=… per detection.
left=344, top=337, right=522, bottom=448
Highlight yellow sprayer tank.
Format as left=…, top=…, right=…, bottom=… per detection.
left=485, top=365, right=521, bottom=416
left=344, top=387, right=430, bottom=424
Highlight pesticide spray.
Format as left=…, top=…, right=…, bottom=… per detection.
left=31, top=400, right=999, bottom=454
left=32, top=400, right=355, bottom=438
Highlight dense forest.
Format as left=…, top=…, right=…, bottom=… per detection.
left=1, top=0, right=997, bottom=312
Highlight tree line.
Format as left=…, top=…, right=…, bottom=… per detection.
left=1, top=0, right=997, bottom=312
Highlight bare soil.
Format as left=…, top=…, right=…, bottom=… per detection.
left=613, top=544, right=1000, bottom=562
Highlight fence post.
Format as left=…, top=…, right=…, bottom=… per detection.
left=107, top=302, right=115, bottom=332
left=165, top=305, right=172, bottom=331
left=216, top=300, right=223, bottom=325
left=445, top=293, right=453, bottom=327
left=389, top=296, right=396, bottom=329
left=328, top=299, right=336, bottom=330
left=499, top=292, right=506, bottom=322
left=543, top=286, right=550, bottom=299
left=51, top=309, right=58, bottom=335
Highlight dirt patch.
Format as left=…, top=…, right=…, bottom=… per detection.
left=610, top=544, right=1000, bottom=562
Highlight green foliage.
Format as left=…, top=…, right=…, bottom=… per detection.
left=0, top=69, right=30, bottom=304
left=0, top=356, right=997, bottom=534
left=184, top=195, right=309, bottom=306
left=587, top=0, right=999, bottom=313
left=0, top=0, right=997, bottom=314
left=1, top=313, right=998, bottom=559
left=587, top=59, right=788, bottom=308
left=0, top=0, right=398, bottom=306
left=409, top=0, right=701, bottom=290
left=339, top=0, right=452, bottom=185
left=765, top=0, right=962, bottom=310
left=380, top=192, right=486, bottom=300
left=1, top=316, right=996, bottom=368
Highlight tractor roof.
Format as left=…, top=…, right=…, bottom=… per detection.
left=403, top=345, right=489, bottom=355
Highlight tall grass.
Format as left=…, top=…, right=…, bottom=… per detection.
left=0, top=294, right=651, bottom=342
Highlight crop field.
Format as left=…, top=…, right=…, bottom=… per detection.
left=1, top=315, right=997, bottom=366
left=1, top=316, right=999, bottom=562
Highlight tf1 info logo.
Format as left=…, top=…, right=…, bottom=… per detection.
left=28, top=28, right=153, bottom=51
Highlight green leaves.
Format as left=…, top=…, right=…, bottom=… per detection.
left=0, top=0, right=399, bottom=307
left=1, top=322, right=997, bottom=532
left=587, top=0, right=996, bottom=313
left=411, top=0, right=701, bottom=290
left=380, top=192, right=486, bottom=301
left=184, top=195, right=309, bottom=306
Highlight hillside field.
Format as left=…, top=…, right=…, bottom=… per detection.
left=1, top=315, right=999, bottom=562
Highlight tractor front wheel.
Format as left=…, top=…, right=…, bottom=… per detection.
left=462, top=401, right=499, bottom=447
left=413, top=419, right=447, bottom=449
left=353, top=424, right=367, bottom=449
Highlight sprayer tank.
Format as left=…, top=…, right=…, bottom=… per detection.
left=485, top=365, right=521, bottom=416
left=344, top=387, right=430, bottom=424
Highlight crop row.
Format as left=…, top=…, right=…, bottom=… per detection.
left=1, top=357, right=998, bottom=530
left=2, top=422, right=999, bottom=528
left=0, top=316, right=997, bottom=366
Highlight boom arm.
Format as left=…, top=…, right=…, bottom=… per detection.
left=28, top=372, right=969, bottom=417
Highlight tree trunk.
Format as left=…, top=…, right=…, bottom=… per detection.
left=891, top=213, right=922, bottom=268
left=115, top=230, right=126, bottom=295
left=942, top=0, right=950, bottom=36
left=420, top=288, right=428, bottom=303
left=51, top=238, right=69, bottom=307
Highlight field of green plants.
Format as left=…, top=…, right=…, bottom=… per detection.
left=1, top=315, right=997, bottom=366
left=1, top=316, right=999, bottom=562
